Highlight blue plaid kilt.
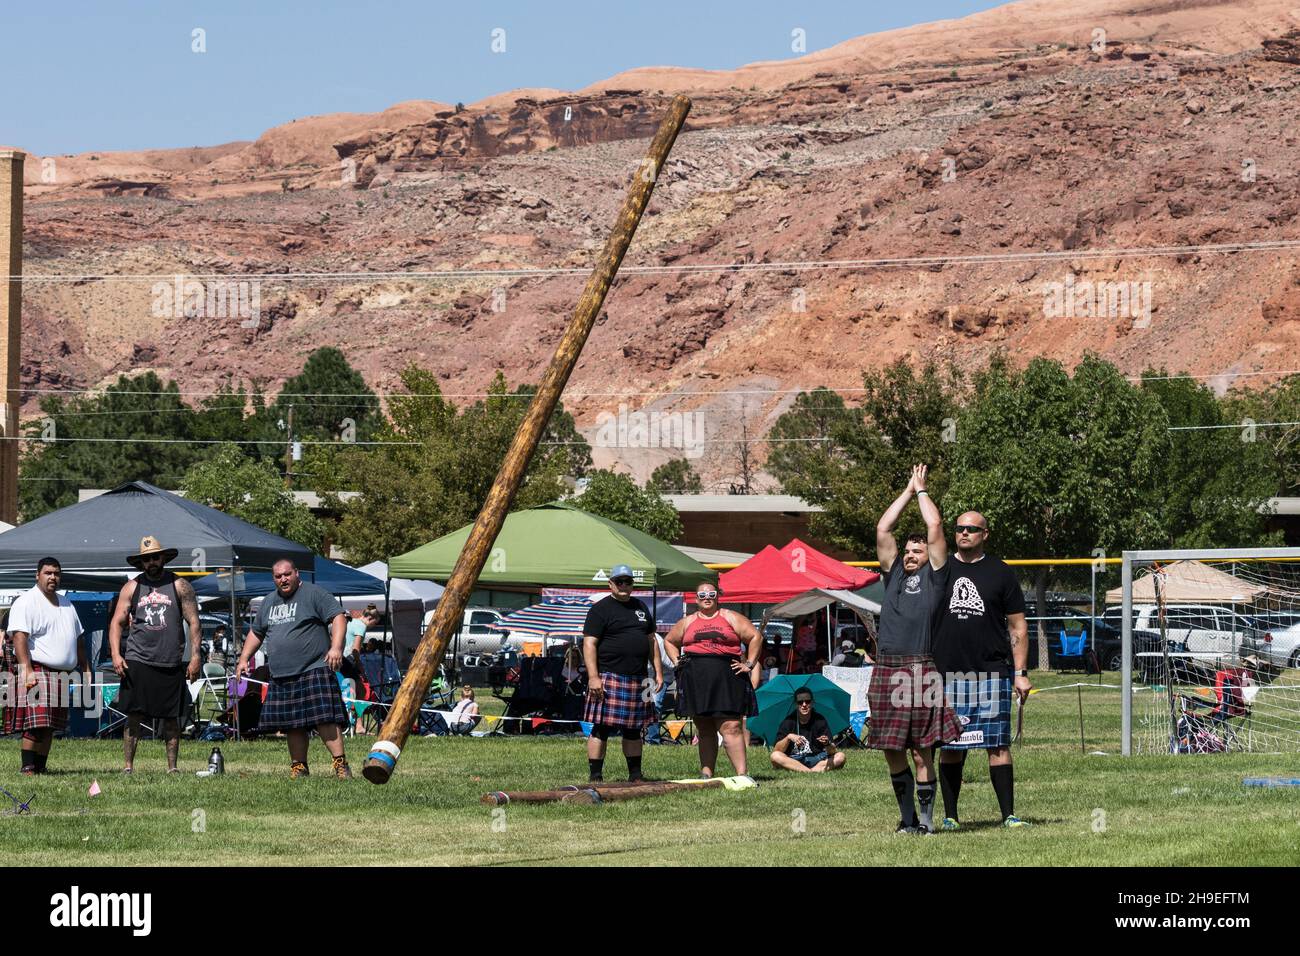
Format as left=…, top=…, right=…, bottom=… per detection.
left=583, top=671, right=654, bottom=731
left=258, top=666, right=349, bottom=731
left=940, top=674, right=1012, bottom=750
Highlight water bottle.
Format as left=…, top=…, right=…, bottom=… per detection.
left=208, top=746, right=225, bottom=775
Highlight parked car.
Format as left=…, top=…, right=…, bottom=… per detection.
left=1242, top=611, right=1300, bottom=669
left=1024, top=603, right=1123, bottom=670
left=423, top=606, right=507, bottom=660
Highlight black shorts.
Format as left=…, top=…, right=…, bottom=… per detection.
left=118, top=659, right=188, bottom=720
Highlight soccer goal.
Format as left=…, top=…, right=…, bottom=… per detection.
left=1119, top=547, right=1300, bottom=756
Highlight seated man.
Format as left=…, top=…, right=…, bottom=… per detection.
left=770, top=689, right=846, bottom=773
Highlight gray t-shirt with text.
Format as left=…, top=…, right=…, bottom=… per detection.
left=252, top=580, right=345, bottom=678
left=876, top=559, right=948, bottom=657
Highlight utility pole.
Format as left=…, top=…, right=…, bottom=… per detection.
left=283, top=403, right=295, bottom=489
left=0, top=150, right=24, bottom=524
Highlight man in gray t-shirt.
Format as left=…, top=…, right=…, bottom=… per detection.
left=867, top=464, right=963, bottom=834
left=239, top=559, right=352, bottom=780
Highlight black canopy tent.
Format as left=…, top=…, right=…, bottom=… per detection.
left=0, top=481, right=318, bottom=739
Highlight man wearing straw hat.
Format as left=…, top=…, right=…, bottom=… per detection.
left=109, top=536, right=203, bottom=773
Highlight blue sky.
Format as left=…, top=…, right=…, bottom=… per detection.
left=3, top=1, right=1007, bottom=155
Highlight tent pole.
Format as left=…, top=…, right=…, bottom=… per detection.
left=229, top=563, right=240, bottom=742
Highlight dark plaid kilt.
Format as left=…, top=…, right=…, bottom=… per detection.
left=1, top=653, right=72, bottom=734
left=583, top=671, right=655, bottom=731
left=258, top=666, right=350, bottom=731
left=867, top=655, right=963, bottom=752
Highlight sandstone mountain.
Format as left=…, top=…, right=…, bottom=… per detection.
left=15, top=0, right=1300, bottom=487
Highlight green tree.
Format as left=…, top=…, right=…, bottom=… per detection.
left=574, top=469, right=682, bottom=541
left=944, top=355, right=1169, bottom=665
left=647, top=458, right=702, bottom=494
left=271, top=347, right=382, bottom=447
left=1141, top=371, right=1281, bottom=548
left=180, top=444, right=324, bottom=550
left=19, top=372, right=204, bottom=519
left=324, top=367, right=588, bottom=564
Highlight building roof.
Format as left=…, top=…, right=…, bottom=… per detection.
left=663, top=494, right=821, bottom=514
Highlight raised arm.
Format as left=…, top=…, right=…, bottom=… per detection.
left=912, top=464, right=947, bottom=570
left=876, top=472, right=916, bottom=573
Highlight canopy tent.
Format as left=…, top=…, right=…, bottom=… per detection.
left=761, top=587, right=881, bottom=659
left=0, top=481, right=315, bottom=573
left=356, top=561, right=444, bottom=611
left=389, top=501, right=715, bottom=590
left=1104, top=560, right=1268, bottom=605
left=191, top=557, right=384, bottom=601
left=719, top=541, right=878, bottom=605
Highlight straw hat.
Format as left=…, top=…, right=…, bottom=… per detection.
left=127, top=535, right=179, bottom=569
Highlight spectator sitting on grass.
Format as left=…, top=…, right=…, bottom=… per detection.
left=448, top=685, right=479, bottom=735
left=770, top=688, right=846, bottom=773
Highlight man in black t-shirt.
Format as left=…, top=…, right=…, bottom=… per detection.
left=582, top=564, right=662, bottom=782
left=932, top=511, right=1031, bottom=830
left=770, top=688, right=844, bottom=772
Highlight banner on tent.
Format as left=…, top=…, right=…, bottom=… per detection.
left=822, top=665, right=871, bottom=714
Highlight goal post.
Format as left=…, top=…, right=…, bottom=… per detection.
left=1121, top=547, right=1300, bottom=756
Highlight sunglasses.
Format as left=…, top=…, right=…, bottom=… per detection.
left=612, top=577, right=634, bottom=586
left=696, top=591, right=718, bottom=599
left=796, top=699, right=813, bottom=706
left=954, top=525, right=987, bottom=534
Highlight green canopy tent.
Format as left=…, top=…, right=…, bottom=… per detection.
left=389, top=501, right=716, bottom=591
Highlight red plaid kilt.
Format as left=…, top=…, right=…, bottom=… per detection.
left=1, top=648, right=72, bottom=734
left=867, top=655, right=963, bottom=751
left=583, top=671, right=654, bottom=731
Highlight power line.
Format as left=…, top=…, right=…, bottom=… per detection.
left=14, top=237, right=1300, bottom=284
left=1168, top=421, right=1300, bottom=432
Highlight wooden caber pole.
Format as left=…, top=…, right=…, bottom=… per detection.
left=482, top=778, right=726, bottom=806
left=364, top=95, right=692, bottom=784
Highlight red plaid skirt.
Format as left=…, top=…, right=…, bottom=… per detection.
left=867, top=655, right=963, bottom=751
left=583, top=672, right=655, bottom=731
left=1, top=650, right=72, bottom=734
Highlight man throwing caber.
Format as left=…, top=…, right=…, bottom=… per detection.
left=931, top=511, right=1031, bottom=829
left=870, top=465, right=963, bottom=834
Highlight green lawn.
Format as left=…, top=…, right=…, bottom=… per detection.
left=1, top=673, right=1296, bottom=866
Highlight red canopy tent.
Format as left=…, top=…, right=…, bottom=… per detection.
left=718, top=541, right=878, bottom=605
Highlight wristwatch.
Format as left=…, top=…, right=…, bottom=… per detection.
left=1014, top=669, right=1029, bottom=677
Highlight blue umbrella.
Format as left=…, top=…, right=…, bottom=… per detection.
left=750, top=673, right=852, bottom=746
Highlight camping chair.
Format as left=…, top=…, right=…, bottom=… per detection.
left=1057, top=630, right=1088, bottom=672
left=1175, top=668, right=1252, bottom=752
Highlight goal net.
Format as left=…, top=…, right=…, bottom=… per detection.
left=1120, top=548, right=1300, bottom=756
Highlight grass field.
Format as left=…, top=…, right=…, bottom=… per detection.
left=1, top=673, right=1296, bottom=866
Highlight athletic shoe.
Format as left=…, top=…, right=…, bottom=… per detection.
left=589, top=773, right=603, bottom=783
left=290, top=761, right=310, bottom=779
left=20, top=766, right=37, bottom=776
left=332, top=755, right=353, bottom=780
left=894, top=820, right=920, bottom=835
left=916, top=824, right=934, bottom=836
left=1002, top=815, right=1030, bottom=828
left=940, top=817, right=961, bottom=831
left=628, top=773, right=643, bottom=783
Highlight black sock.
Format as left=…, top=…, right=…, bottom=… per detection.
left=34, top=752, right=48, bottom=773
left=916, top=779, right=937, bottom=831
left=21, top=750, right=38, bottom=771
left=588, top=758, right=604, bottom=781
left=990, top=763, right=1015, bottom=820
left=626, top=755, right=642, bottom=780
left=890, top=769, right=917, bottom=827
left=939, top=756, right=965, bottom=821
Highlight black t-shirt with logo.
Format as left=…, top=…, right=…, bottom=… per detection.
left=932, top=554, right=1025, bottom=678
left=777, top=712, right=832, bottom=754
left=878, top=559, right=949, bottom=656
left=583, top=595, right=655, bottom=677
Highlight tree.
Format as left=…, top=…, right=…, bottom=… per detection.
left=180, top=444, right=324, bottom=550
left=323, top=367, right=589, bottom=564
left=647, top=458, right=702, bottom=494
left=271, top=347, right=382, bottom=446
left=944, top=355, right=1169, bottom=666
left=768, top=360, right=963, bottom=553
left=574, top=470, right=682, bottom=541
left=729, top=418, right=759, bottom=494
left=1141, top=371, right=1281, bottom=548
left=19, top=372, right=205, bottom=519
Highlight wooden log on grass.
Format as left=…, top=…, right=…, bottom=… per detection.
left=364, top=94, right=692, bottom=784
left=482, top=778, right=726, bottom=806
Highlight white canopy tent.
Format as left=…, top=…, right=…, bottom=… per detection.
left=761, top=587, right=882, bottom=660
left=354, top=561, right=444, bottom=612
left=1104, top=560, right=1267, bottom=605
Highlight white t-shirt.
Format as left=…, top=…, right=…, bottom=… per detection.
left=8, top=586, right=84, bottom=671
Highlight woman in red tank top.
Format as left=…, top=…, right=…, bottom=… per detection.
left=665, top=581, right=762, bottom=778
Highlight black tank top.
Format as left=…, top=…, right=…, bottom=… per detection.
left=126, top=571, right=186, bottom=666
